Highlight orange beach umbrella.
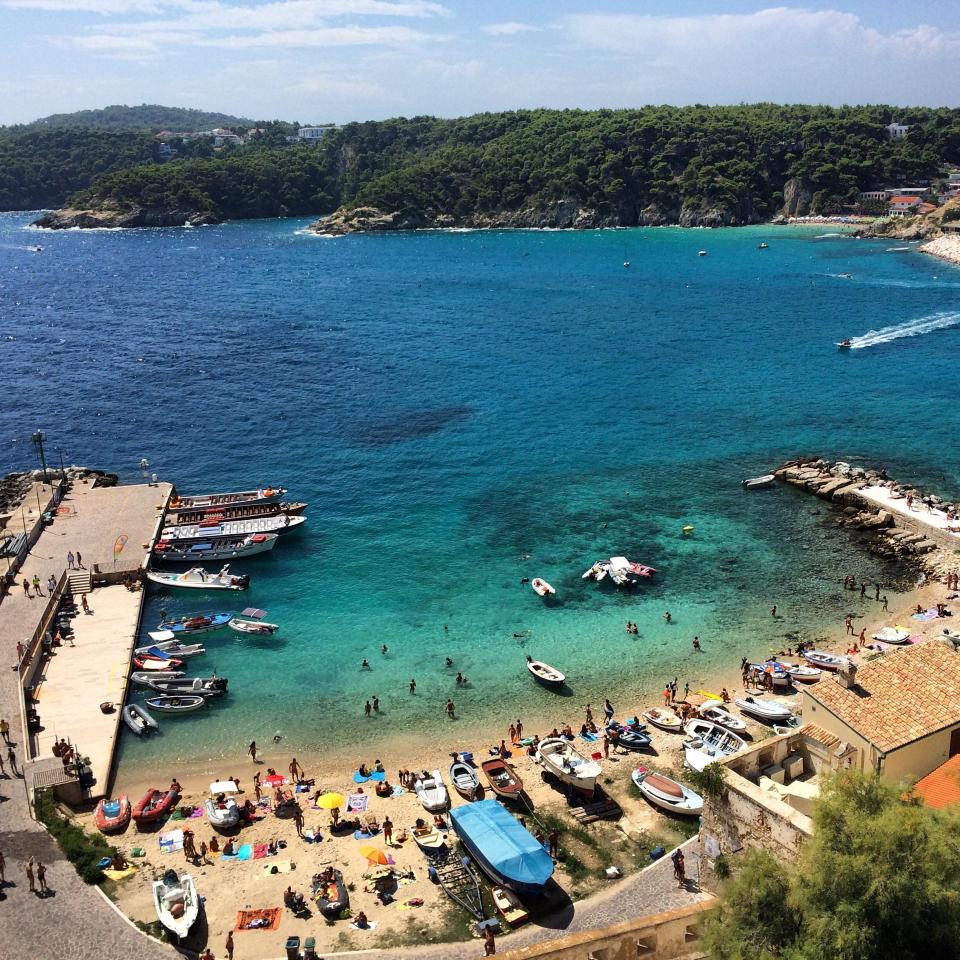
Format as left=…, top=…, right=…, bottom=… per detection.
left=359, top=845, right=390, bottom=865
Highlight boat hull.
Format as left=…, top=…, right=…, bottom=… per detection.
left=160, top=513, right=306, bottom=542
left=153, top=533, right=278, bottom=563
left=481, top=758, right=524, bottom=799
left=205, top=797, right=240, bottom=831
left=123, top=703, right=158, bottom=735
left=133, top=787, right=179, bottom=826
left=526, top=659, right=565, bottom=689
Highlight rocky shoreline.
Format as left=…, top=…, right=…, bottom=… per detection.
left=32, top=205, right=219, bottom=230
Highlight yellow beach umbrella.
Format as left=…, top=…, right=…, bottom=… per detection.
left=316, top=792, right=345, bottom=810
left=359, top=845, right=390, bottom=865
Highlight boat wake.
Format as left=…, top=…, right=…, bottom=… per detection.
left=847, top=311, right=960, bottom=350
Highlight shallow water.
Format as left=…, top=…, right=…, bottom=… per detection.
left=1, top=214, right=958, bottom=774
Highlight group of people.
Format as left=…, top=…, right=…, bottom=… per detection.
left=20, top=573, right=57, bottom=599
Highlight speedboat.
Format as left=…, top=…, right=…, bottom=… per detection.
left=153, top=533, right=278, bottom=563
left=157, top=612, right=233, bottom=635
left=802, top=649, right=851, bottom=672
left=95, top=795, right=131, bottom=833
left=758, top=242, right=769, bottom=249
left=414, top=770, right=449, bottom=812
left=228, top=607, right=278, bottom=635
left=531, top=578, right=555, bottom=597
left=167, top=486, right=287, bottom=511
left=837, top=338, right=852, bottom=348
left=752, top=661, right=792, bottom=688
left=735, top=696, right=793, bottom=723
left=144, top=565, right=249, bottom=591
left=536, top=737, right=602, bottom=796
left=449, top=758, right=481, bottom=800
left=742, top=474, right=776, bottom=490
left=607, top=556, right=656, bottom=586
left=153, top=870, right=199, bottom=940
left=205, top=796, right=240, bottom=831
left=526, top=656, right=565, bottom=690
left=631, top=768, right=703, bottom=816
left=873, top=626, right=910, bottom=645
left=160, top=512, right=306, bottom=542
left=143, top=695, right=207, bottom=713
left=683, top=719, right=745, bottom=771
left=642, top=707, right=684, bottom=732
left=697, top=702, right=748, bottom=733
left=132, top=655, right=183, bottom=671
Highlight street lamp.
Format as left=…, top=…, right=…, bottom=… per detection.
left=31, top=431, right=49, bottom=485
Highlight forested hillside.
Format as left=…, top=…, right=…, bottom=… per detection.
left=18, top=104, right=251, bottom=133
left=34, top=105, right=960, bottom=230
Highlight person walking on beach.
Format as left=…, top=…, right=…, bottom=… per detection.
left=289, top=758, right=302, bottom=781
left=509, top=722, right=516, bottom=743
left=770, top=605, right=777, bottom=619
left=36, top=861, right=47, bottom=895
left=603, top=698, right=615, bottom=722
left=293, top=806, right=305, bottom=838
left=409, top=678, right=416, bottom=694
left=882, top=595, right=889, bottom=612
left=248, top=740, right=257, bottom=763
left=845, top=615, right=854, bottom=635
left=515, top=719, right=523, bottom=740
left=383, top=816, right=393, bottom=845
left=446, top=699, right=456, bottom=719
left=226, top=930, right=235, bottom=960
left=859, top=628, right=866, bottom=645
left=25, top=857, right=35, bottom=893
left=67, top=551, right=75, bottom=570
left=683, top=681, right=690, bottom=700
left=602, top=731, right=610, bottom=758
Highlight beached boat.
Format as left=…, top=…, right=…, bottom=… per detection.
left=698, top=702, right=748, bottom=733
left=204, top=796, right=240, bottom=830
left=449, top=759, right=481, bottom=800
left=414, top=770, right=449, bottom=812
left=581, top=561, right=609, bottom=582
left=143, top=695, right=207, bottom=713
left=873, top=626, right=910, bottom=645
left=492, top=885, right=529, bottom=925
left=135, top=640, right=205, bottom=659
left=683, top=719, right=745, bottom=771
left=526, top=656, right=565, bottom=690
left=752, top=661, right=792, bottom=689
left=152, top=869, right=199, bottom=940
left=412, top=823, right=447, bottom=854
left=531, top=577, right=555, bottom=597
left=536, top=737, right=602, bottom=796
left=167, top=486, right=286, bottom=512
left=94, top=795, right=131, bottom=833
left=609, top=726, right=652, bottom=752
left=157, top=612, right=233, bottom=635
left=481, top=757, right=524, bottom=799
left=642, top=707, right=684, bottom=732
left=131, top=670, right=184, bottom=687
left=450, top=799, right=554, bottom=895
left=802, top=649, right=851, bottom=672
left=145, top=676, right=228, bottom=698
left=123, top=703, right=158, bottom=736
left=785, top=663, right=821, bottom=683
left=167, top=500, right=306, bottom=526
left=735, top=696, right=794, bottom=723
left=153, top=533, right=278, bottom=563
left=133, top=787, right=179, bottom=826
left=742, top=474, right=776, bottom=489
left=144, top=564, right=249, bottom=592
left=313, top=868, right=349, bottom=918
left=631, top=768, right=703, bottom=816
left=228, top=607, right=279, bottom=635
left=132, top=655, right=184, bottom=671
left=160, top=513, right=306, bottom=542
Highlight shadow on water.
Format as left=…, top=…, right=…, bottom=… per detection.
left=352, top=404, right=473, bottom=445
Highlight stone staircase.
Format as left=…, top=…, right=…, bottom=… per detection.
left=67, top=571, right=91, bottom=596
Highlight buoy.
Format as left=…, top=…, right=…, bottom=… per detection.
left=682, top=525, right=695, bottom=536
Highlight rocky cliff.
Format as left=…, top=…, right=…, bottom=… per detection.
left=32, top=205, right=219, bottom=230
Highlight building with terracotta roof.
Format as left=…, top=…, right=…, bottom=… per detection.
left=912, top=754, right=960, bottom=809
left=801, top=639, right=960, bottom=785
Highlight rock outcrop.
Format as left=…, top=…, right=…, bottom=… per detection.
left=855, top=196, right=960, bottom=241
left=781, top=178, right=814, bottom=218
left=33, top=205, right=219, bottom=230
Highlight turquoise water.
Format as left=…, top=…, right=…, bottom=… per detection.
left=2, top=214, right=959, bottom=772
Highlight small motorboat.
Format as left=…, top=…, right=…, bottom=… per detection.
left=152, top=869, right=199, bottom=940
left=802, top=649, right=851, bottom=672
left=449, top=758, right=481, bottom=800
left=526, top=656, right=565, bottom=690
left=785, top=663, right=821, bottom=683
left=145, top=564, right=249, bottom=591
left=873, top=626, right=910, bottom=645
left=758, top=242, right=769, bottom=249
left=837, top=338, right=852, bottom=349
left=133, top=787, right=180, bottom=826
left=132, top=656, right=184, bottom=672
left=481, top=757, right=524, bottom=799
left=698, top=249, right=707, bottom=256
left=135, top=640, right=205, bottom=659
left=531, top=578, right=555, bottom=597
left=313, top=868, right=349, bottom=919
left=751, top=661, right=792, bottom=689
left=682, top=719, right=745, bottom=771
left=95, top=795, right=131, bottom=833
left=631, top=768, right=703, bottom=816
left=228, top=607, right=279, bottom=635
left=492, top=885, right=529, bottom=925
left=204, top=796, right=240, bottom=831
left=414, top=770, right=449, bottom=812
left=157, top=612, right=233, bottom=635
left=131, top=670, right=184, bottom=687
left=143, top=695, right=207, bottom=714
left=123, top=703, right=159, bottom=736
left=536, top=737, right=602, bottom=796
left=735, top=697, right=794, bottom=723
left=698, top=702, right=747, bottom=733
left=642, top=707, right=683, bottom=733
left=609, top=726, right=651, bottom=752
left=742, top=474, right=776, bottom=490
left=581, top=561, right=609, bottom=582
left=412, top=823, right=447, bottom=854
left=145, top=676, right=228, bottom=698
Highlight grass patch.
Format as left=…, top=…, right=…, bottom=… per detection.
left=373, top=901, right=468, bottom=948
left=34, top=788, right=115, bottom=884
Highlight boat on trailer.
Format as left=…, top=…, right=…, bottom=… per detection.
left=160, top=513, right=306, bottom=542
left=167, top=486, right=287, bottom=512
left=153, top=533, right=278, bottom=563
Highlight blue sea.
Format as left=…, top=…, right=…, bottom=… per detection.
left=2, top=213, right=959, bottom=774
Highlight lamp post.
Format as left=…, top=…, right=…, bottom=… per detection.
left=31, top=430, right=49, bottom=485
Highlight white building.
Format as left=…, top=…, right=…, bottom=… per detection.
left=886, top=122, right=910, bottom=140
left=298, top=125, right=336, bottom=142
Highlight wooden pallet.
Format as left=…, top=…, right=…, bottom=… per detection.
left=570, top=796, right=621, bottom=824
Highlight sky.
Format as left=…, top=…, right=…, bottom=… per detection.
left=1, top=1, right=958, bottom=125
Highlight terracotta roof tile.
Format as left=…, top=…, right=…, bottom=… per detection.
left=913, top=754, right=960, bottom=808
left=804, top=640, right=960, bottom=753
left=799, top=722, right=841, bottom=749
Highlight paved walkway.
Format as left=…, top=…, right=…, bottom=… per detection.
left=860, top=484, right=960, bottom=541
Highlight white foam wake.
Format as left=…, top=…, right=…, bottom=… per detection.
left=848, top=311, right=960, bottom=349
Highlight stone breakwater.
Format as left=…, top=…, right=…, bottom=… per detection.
left=774, top=458, right=957, bottom=570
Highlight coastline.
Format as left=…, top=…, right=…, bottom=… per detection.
left=920, top=233, right=960, bottom=267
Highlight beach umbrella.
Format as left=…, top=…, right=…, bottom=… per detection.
left=316, top=792, right=345, bottom=809
left=359, top=845, right=390, bottom=865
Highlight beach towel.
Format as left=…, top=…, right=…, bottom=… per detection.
left=580, top=732, right=598, bottom=742
left=236, top=844, right=254, bottom=861
left=103, top=865, right=137, bottom=882
left=253, top=843, right=270, bottom=860
left=347, top=793, right=368, bottom=812
left=369, top=770, right=386, bottom=781
left=354, top=829, right=380, bottom=840
left=391, top=785, right=406, bottom=796
left=264, top=774, right=286, bottom=787
left=350, top=921, right=378, bottom=932
left=262, top=860, right=293, bottom=875
left=353, top=771, right=370, bottom=783
left=235, top=908, right=282, bottom=932
left=159, top=829, right=183, bottom=854
left=221, top=852, right=240, bottom=862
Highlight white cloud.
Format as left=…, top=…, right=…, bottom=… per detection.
left=288, top=74, right=387, bottom=100
left=481, top=21, right=538, bottom=36
left=3, top=0, right=162, bottom=11
left=199, top=24, right=435, bottom=48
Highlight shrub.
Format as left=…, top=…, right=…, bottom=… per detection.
left=34, top=788, right=114, bottom=884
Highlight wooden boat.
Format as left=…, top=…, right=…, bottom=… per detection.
left=131, top=670, right=184, bottom=687
left=228, top=607, right=279, bottom=635
left=536, top=737, right=601, bottom=796
left=531, top=578, right=555, bottom=597
left=123, top=703, right=159, bottom=736
left=412, top=823, right=447, bottom=854
left=133, top=787, right=179, bottom=826
left=802, top=649, right=851, bottom=672
left=631, top=768, right=703, bottom=816
left=642, top=707, right=683, bottom=732
left=492, top=885, right=529, bottom=926
left=785, top=663, right=821, bottom=683
left=742, top=474, right=776, bottom=489
left=143, top=695, right=207, bottom=714
left=153, top=533, right=278, bottom=563
left=160, top=513, right=306, bottom=542
left=166, top=500, right=306, bottom=526
left=168, top=486, right=287, bottom=512
left=449, top=759, right=480, bottom=800
left=136, top=640, right=205, bottom=659
left=132, top=656, right=184, bottom=671
left=313, top=868, right=349, bottom=919
left=152, top=869, right=199, bottom=940
left=682, top=720, right=745, bottom=772
left=94, top=794, right=131, bottom=833
left=204, top=796, right=240, bottom=830
left=144, top=564, right=249, bottom=592
left=698, top=702, right=747, bottom=733
left=414, top=770, right=449, bottom=812
left=157, top=612, right=233, bottom=635
left=526, top=656, right=565, bottom=690
left=481, top=757, right=524, bottom=799
left=735, top=697, right=793, bottom=723
left=145, top=676, right=228, bottom=697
